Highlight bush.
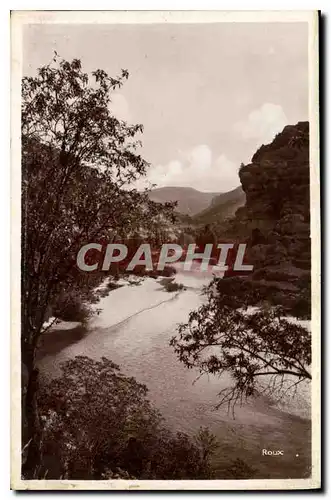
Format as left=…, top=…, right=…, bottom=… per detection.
left=159, top=278, right=185, bottom=292
left=160, top=265, right=177, bottom=277
left=37, top=356, right=217, bottom=480
left=52, top=292, right=92, bottom=323
left=164, top=281, right=184, bottom=293
left=221, top=458, right=257, bottom=479
left=147, top=265, right=177, bottom=279
left=122, top=265, right=177, bottom=280
left=106, top=280, right=123, bottom=291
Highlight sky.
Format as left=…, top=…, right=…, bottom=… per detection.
left=23, top=22, right=308, bottom=193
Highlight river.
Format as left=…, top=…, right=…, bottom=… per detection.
left=37, top=268, right=311, bottom=479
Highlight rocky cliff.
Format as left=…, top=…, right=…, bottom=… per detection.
left=226, top=121, right=311, bottom=317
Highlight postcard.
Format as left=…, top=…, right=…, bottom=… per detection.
left=11, top=10, right=320, bottom=490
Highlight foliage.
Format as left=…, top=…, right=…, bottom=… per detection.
left=163, top=281, right=185, bottom=293
left=51, top=290, right=93, bottom=323
left=151, top=265, right=177, bottom=278
left=195, top=224, right=217, bottom=249
left=22, top=56, right=145, bottom=182
left=171, top=277, right=311, bottom=411
left=21, top=55, right=175, bottom=477
left=106, top=279, right=123, bottom=291
left=222, top=458, right=257, bottom=479
left=198, top=275, right=310, bottom=319
left=22, top=54, right=176, bottom=349
left=37, top=356, right=218, bottom=480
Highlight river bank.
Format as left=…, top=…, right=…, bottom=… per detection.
left=37, top=273, right=311, bottom=479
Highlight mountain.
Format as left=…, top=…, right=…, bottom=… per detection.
left=193, top=186, right=245, bottom=224
left=148, top=187, right=220, bottom=216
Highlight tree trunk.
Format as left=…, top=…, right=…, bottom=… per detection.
left=21, top=341, right=41, bottom=479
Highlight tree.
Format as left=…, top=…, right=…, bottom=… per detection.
left=196, top=224, right=216, bottom=250
left=37, top=356, right=161, bottom=479
left=21, top=55, right=175, bottom=477
left=170, top=277, right=311, bottom=412
left=37, top=356, right=218, bottom=480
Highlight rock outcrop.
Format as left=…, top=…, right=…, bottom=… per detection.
left=227, top=121, right=311, bottom=317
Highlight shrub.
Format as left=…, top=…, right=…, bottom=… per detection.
left=161, top=265, right=177, bottom=277
left=221, top=458, right=257, bottom=479
left=147, top=265, right=177, bottom=279
left=162, top=280, right=184, bottom=293
left=37, top=356, right=217, bottom=480
left=106, top=280, right=123, bottom=291
left=122, top=265, right=177, bottom=280
left=165, top=281, right=184, bottom=292
left=52, top=292, right=92, bottom=323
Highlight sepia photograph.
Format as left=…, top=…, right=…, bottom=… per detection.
left=11, top=10, right=320, bottom=490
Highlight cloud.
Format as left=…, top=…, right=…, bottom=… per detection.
left=134, top=104, right=289, bottom=192
left=137, top=145, right=240, bottom=193
left=187, top=144, right=212, bottom=172
left=234, top=103, right=288, bottom=146
left=109, top=93, right=132, bottom=122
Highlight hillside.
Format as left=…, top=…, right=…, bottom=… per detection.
left=148, top=187, right=220, bottom=216
left=193, top=186, right=245, bottom=224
